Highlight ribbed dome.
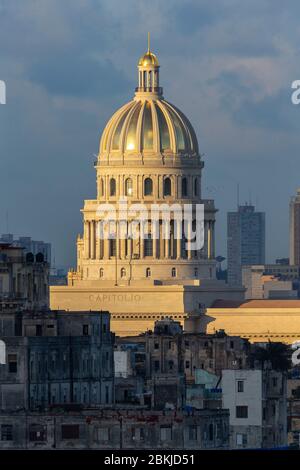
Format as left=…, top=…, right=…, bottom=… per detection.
left=100, top=99, right=199, bottom=155
left=138, top=51, right=159, bottom=67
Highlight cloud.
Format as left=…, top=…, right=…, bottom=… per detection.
left=0, top=0, right=300, bottom=265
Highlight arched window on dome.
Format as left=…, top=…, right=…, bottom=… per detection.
left=99, top=268, right=104, bottom=278
left=121, top=268, right=126, bottom=278
left=146, top=267, right=151, bottom=278
left=164, top=177, right=172, bottom=197
left=125, top=178, right=133, bottom=196
left=110, top=178, right=116, bottom=197
left=143, top=102, right=153, bottom=150
left=182, top=177, right=187, bottom=197
left=144, top=178, right=153, bottom=196
left=194, top=177, right=198, bottom=196
left=171, top=267, right=177, bottom=278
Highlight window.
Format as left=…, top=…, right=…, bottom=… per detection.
left=171, top=267, right=176, bottom=277
left=185, top=360, right=190, bottom=369
left=109, top=239, right=116, bottom=257
left=194, top=177, right=198, bottom=196
left=168, top=360, right=174, bottom=371
left=144, top=178, right=153, bottom=196
left=1, top=424, right=12, bottom=441
left=236, top=433, right=247, bottom=446
left=160, top=426, right=172, bottom=441
left=132, top=427, right=145, bottom=441
left=154, top=360, right=160, bottom=371
left=209, top=423, right=214, bottom=441
left=36, top=325, right=42, bottom=336
left=8, top=354, right=17, bottom=373
left=105, top=385, right=109, bottom=404
left=154, top=342, right=159, bottom=350
left=189, top=425, right=197, bottom=441
left=61, top=425, right=80, bottom=440
left=121, top=267, right=126, bottom=278
left=237, top=380, right=244, bottom=393
left=110, top=178, right=116, bottom=196
left=99, top=268, right=104, bottom=278
left=272, top=377, right=278, bottom=387
left=125, top=178, right=133, bottom=196
left=146, top=267, right=151, bottom=278
left=94, top=427, right=110, bottom=442
left=83, top=325, right=89, bottom=336
left=236, top=406, right=248, bottom=419
left=144, top=237, right=153, bottom=257
left=181, top=177, right=187, bottom=197
left=29, top=424, right=47, bottom=442
left=163, top=177, right=171, bottom=196
left=194, top=268, right=198, bottom=277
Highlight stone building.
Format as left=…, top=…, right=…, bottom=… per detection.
left=222, top=368, right=287, bottom=449
left=0, top=243, right=49, bottom=311
left=0, top=310, right=114, bottom=410
left=50, top=39, right=244, bottom=336
left=0, top=408, right=229, bottom=450
left=206, top=299, right=300, bottom=344
left=115, top=318, right=250, bottom=409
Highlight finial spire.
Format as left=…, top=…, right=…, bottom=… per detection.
left=147, top=32, right=150, bottom=52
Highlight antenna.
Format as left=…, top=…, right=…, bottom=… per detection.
left=5, top=210, right=8, bottom=233
left=237, top=183, right=240, bottom=209
left=147, top=32, right=150, bottom=52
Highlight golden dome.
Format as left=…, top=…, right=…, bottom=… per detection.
left=138, top=51, right=159, bottom=67
left=100, top=98, right=198, bottom=155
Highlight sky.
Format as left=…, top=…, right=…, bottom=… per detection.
left=1, top=0, right=300, bottom=268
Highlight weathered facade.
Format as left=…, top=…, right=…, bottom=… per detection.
left=222, top=369, right=287, bottom=449
left=0, top=408, right=229, bottom=450
left=0, top=243, right=49, bottom=311
left=0, top=310, right=114, bottom=410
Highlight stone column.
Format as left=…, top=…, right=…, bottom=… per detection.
left=90, top=220, right=95, bottom=259
left=176, top=220, right=181, bottom=260
left=187, top=220, right=192, bottom=260
left=153, top=221, right=158, bottom=259
left=83, top=221, right=88, bottom=259
left=95, top=221, right=100, bottom=259
left=140, top=222, right=144, bottom=259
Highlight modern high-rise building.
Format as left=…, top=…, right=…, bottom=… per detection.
left=289, top=189, right=300, bottom=265
left=227, top=205, right=265, bottom=286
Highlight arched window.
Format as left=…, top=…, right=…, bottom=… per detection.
left=99, top=268, right=104, bottom=278
left=164, top=177, right=171, bottom=196
left=125, top=178, right=133, bottom=196
left=144, top=177, right=153, bottom=196
left=121, top=268, right=126, bottom=278
left=182, top=177, right=187, bottom=197
left=194, top=177, right=198, bottom=196
left=194, top=267, right=198, bottom=278
left=146, top=267, right=151, bottom=278
left=171, top=267, right=176, bottom=278
left=110, top=178, right=116, bottom=196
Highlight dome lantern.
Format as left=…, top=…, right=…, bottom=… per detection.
left=136, top=33, right=162, bottom=96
